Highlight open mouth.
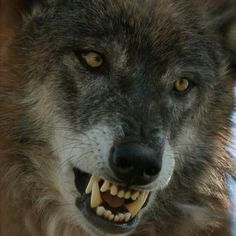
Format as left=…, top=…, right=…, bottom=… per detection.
left=74, top=168, right=150, bottom=234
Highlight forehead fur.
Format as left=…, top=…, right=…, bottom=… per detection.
left=23, top=0, right=216, bottom=68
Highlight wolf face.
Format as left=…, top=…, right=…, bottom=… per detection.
left=1, top=0, right=235, bottom=236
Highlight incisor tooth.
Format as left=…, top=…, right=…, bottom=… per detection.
left=124, top=191, right=131, bottom=199
left=109, top=214, right=115, bottom=221
left=96, top=206, right=105, bottom=216
left=118, top=190, right=125, bottom=198
left=110, top=185, right=118, bottom=196
left=125, top=191, right=149, bottom=217
left=125, top=213, right=132, bottom=222
left=118, top=213, right=125, bottom=222
left=131, top=191, right=140, bottom=201
left=104, top=210, right=112, bottom=218
left=90, top=180, right=103, bottom=208
left=114, top=215, right=120, bottom=222
left=85, top=176, right=98, bottom=194
left=100, top=180, right=110, bottom=192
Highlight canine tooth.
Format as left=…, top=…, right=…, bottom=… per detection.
left=114, top=215, right=120, bottom=222
left=118, top=190, right=125, bottom=198
left=125, top=191, right=149, bottom=217
left=110, top=185, right=118, bottom=196
left=131, top=191, right=140, bottom=201
left=100, top=180, right=110, bottom=192
left=108, top=214, right=115, bottom=221
left=91, top=180, right=103, bottom=208
left=124, top=191, right=131, bottom=199
left=104, top=210, right=112, bottom=218
left=125, top=213, right=132, bottom=222
left=96, top=206, right=105, bottom=216
left=85, top=176, right=98, bottom=194
left=118, top=213, right=125, bottom=222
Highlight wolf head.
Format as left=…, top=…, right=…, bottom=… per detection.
left=2, top=0, right=235, bottom=235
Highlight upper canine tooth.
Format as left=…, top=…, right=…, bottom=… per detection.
left=90, top=180, right=103, bottom=208
left=85, top=176, right=99, bottom=194
left=131, top=191, right=140, bottom=201
left=124, top=191, right=131, bottom=199
left=100, top=180, right=110, bottom=192
left=125, top=191, right=149, bottom=217
left=110, top=185, right=118, bottom=196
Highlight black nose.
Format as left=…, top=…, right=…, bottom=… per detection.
left=109, top=142, right=162, bottom=186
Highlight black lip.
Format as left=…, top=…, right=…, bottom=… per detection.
left=76, top=194, right=138, bottom=234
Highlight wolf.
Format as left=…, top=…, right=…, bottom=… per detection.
left=0, top=0, right=235, bottom=236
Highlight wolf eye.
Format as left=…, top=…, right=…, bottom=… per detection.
left=174, top=78, right=191, bottom=93
left=78, top=51, right=104, bottom=70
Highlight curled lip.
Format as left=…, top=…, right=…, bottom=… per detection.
left=73, top=168, right=151, bottom=234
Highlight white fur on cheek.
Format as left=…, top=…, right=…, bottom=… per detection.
left=51, top=123, right=115, bottom=177
left=155, top=141, right=175, bottom=190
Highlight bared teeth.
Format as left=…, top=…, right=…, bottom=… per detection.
left=125, top=191, right=149, bottom=217
left=108, top=214, right=115, bottom=221
left=100, top=180, right=110, bottom=192
left=124, top=191, right=131, bottom=199
left=131, top=191, right=140, bottom=201
left=96, top=206, right=105, bottom=216
left=85, top=176, right=98, bottom=194
left=114, top=215, right=120, bottom=222
left=125, top=213, right=132, bottom=222
left=90, top=178, right=103, bottom=208
left=118, top=213, right=125, bottom=222
left=110, top=185, right=118, bottom=196
left=104, top=210, right=112, bottom=218
left=86, top=175, right=149, bottom=222
left=118, top=190, right=125, bottom=198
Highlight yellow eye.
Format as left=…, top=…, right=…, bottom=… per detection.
left=174, top=78, right=190, bottom=92
left=80, top=51, right=104, bottom=69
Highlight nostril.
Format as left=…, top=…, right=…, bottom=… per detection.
left=144, top=167, right=160, bottom=177
left=116, top=156, right=133, bottom=169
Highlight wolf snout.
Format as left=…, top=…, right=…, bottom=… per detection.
left=109, top=142, right=162, bottom=186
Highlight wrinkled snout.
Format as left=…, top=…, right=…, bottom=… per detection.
left=109, top=142, right=162, bottom=186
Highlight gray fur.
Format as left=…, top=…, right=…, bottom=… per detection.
left=0, top=0, right=235, bottom=236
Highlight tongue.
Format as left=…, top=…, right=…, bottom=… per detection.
left=101, top=192, right=126, bottom=208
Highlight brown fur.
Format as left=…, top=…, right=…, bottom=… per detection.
left=0, top=1, right=235, bottom=236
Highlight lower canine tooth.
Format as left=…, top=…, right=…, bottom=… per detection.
left=114, top=215, right=120, bottom=222
left=91, top=180, right=103, bottom=208
left=96, top=206, right=105, bottom=216
left=125, top=191, right=149, bottom=217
